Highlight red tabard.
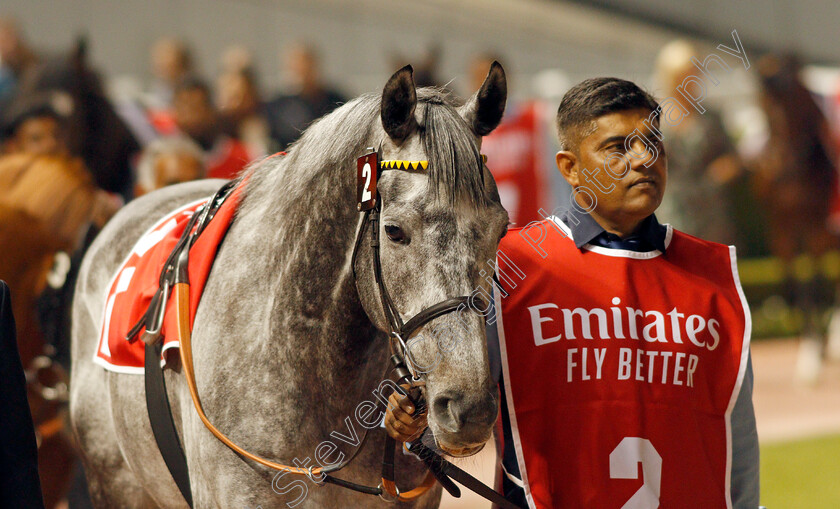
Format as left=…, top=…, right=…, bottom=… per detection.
left=495, top=218, right=750, bottom=509
left=94, top=186, right=242, bottom=374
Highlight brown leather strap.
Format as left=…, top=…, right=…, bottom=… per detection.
left=381, top=471, right=436, bottom=501
left=35, top=415, right=64, bottom=442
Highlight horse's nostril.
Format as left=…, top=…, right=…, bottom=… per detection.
left=432, top=391, right=463, bottom=432
left=432, top=391, right=498, bottom=433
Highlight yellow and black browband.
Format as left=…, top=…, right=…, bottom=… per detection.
left=379, top=154, right=487, bottom=171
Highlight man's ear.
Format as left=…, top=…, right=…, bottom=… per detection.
left=556, top=151, right=579, bottom=187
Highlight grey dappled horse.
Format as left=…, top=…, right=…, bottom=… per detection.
left=70, top=64, right=509, bottom=508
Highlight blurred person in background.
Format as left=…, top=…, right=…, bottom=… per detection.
left=264, top=42, right=345, bottom=149
left=754, top=54, right=839, bottom=384
left=169, top=76, right=250, bottom=180
left=654, top=40, right=742, bottom=246
left=390, top=45, right=444, bottom=89
left=134, top=136, right=205, bottom=196
left=147, top=36, right=193, bottom=110
left=0, top=16, right=38, bottom=104
left=216, top=46, right=270, bottom=158
left=1, top=95, right=62, bottom=156
left=144, top=37, right=195, bottom=137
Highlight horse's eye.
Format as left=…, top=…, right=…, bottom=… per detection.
left=385, top=225, right=407, bottom=244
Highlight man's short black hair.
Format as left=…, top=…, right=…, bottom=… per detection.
left=556, top=77, right=659, bottom=152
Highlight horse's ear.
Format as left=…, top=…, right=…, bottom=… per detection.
left=460, top=61, right=507, bottom=136
left=381, top=65, right=417, bottom=143
left=68, top=35, right=89, bottom=76
left=73, top=35, right=88, bottom=66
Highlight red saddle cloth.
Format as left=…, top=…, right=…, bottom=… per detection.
left=95, top=186, right=242, bottom=374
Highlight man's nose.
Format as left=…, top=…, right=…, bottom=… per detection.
left=628, top=139, right=659, bottom=169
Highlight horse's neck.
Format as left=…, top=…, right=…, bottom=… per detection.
left=233, top=154, right=386, bottom=387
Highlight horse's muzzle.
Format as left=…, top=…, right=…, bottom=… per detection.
left=430, top=389, right=497, bottom=450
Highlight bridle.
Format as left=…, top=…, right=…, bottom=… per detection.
left=136, top=151, right=524, bottom=508
left=349, top=149, right=481, bottom=382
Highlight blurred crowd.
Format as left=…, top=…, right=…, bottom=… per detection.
left=0, top=18, right=356, bottom=507
left=3, top=13, right=840, bottom=507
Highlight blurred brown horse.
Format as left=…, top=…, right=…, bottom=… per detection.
left=753, top=55, right=839, bottom=381
left=0, top=153, right=102, bottom=507
left=0, top=38, right=138, bottom=506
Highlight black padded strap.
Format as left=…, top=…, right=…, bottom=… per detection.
left=440, top=460, right=525, bottom=509
left=400, top=297, right=470, bottom=340
left=382, top=435, right=397, bottom=484
left=145, top=342, right=193, bottom=508
left=322, top=474, right=382, bottom=495
left=407, top=441, right=526, bottom=509
left=411, top=442, right=461, bottom=497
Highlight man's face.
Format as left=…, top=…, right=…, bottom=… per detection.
left=559, top=108, right=666, bottom=232
left=11, top=116, right=63, bottom=156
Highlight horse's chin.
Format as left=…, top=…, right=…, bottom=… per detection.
left=437, top=441, right=486, bottom=458
left=425, top=428, right=489, bottom=458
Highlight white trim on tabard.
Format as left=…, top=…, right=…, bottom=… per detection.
left=724, top=245, right=752, bottom=509
left=548, top=215, right=673, bottom=259
left=93, top=197, right=210, bottom=374
left=494, top=260, right=538, bottom=509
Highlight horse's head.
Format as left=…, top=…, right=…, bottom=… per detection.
left=357, top=64, right=508, bottom=457
left=16, top=38, right=138, bottom=194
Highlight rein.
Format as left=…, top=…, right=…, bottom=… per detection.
left=135, top=153, right=524, bottom=508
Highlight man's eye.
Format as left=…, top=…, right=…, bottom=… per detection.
left=385, top=225, right=408, bottom=244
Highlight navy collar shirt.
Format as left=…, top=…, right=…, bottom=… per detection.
left=555, top=205, right=668, bottom=253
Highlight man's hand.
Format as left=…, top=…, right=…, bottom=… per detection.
left=384, top=385, right=428, bottom=442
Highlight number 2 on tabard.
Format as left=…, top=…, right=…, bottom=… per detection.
left=361, top=162, right=372, bottom=203
left=609, top=437, right=662, bottom=509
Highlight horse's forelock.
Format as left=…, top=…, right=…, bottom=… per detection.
left=418, top=89, right=489, bottom=209
left=241, top=88, right=489, bottom=213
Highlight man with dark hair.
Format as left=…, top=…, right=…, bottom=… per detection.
left=386, top=78, right=759, bottom=508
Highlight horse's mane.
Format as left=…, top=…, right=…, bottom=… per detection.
left=240, top=87, right=489, bottom=217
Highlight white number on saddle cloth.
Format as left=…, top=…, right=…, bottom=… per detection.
left=99, top=267, right=136, bottom=357
left=98, top=216, right=182, bottom=357
left=609, top=437, right=662, bottom=509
